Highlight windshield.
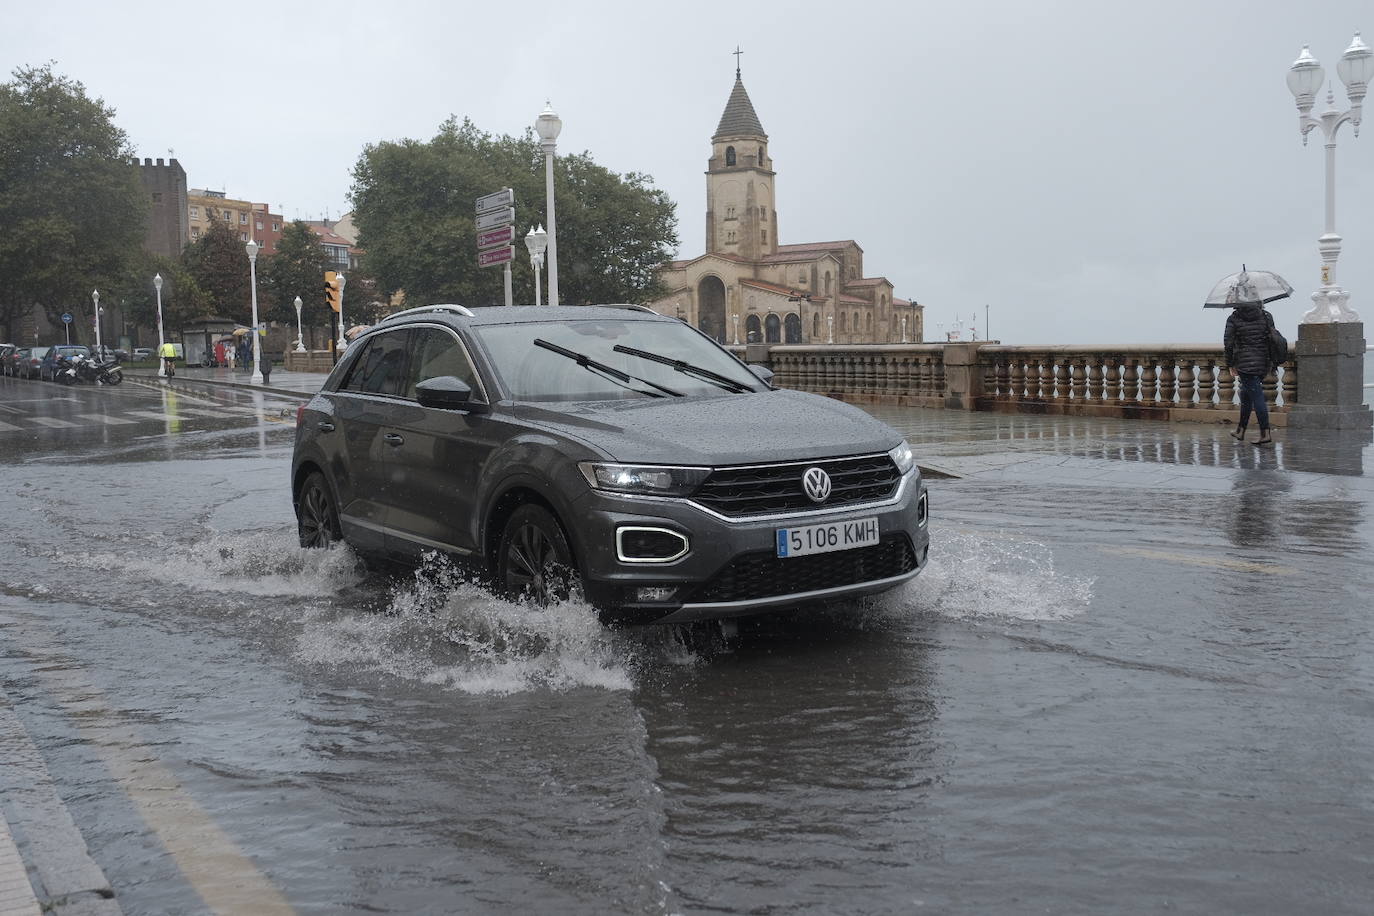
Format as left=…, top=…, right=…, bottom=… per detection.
left=474, top=318, right=761, bottom=401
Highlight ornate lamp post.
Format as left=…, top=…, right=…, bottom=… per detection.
left=826, top=314, right=834, bottom=344
left=1287, top=33, right=1372, bottom=323
left=787, top=293, right=811, bottom=343
left=245, top=239, right=263, bottom=383
left=732, top=313, right=740, bottom=345
left=535, top=103, right=562, bottom=306
left=524, top=225, right=548, bottom=306
left=901, top=315, right=908, bottom=343
left=293, top=295, right=306, bottom=352
left=91, top=289, right=102, bottom=355
left=154, top=273, right=166, bottom=377
left=336, top=273, right=348, bottom=351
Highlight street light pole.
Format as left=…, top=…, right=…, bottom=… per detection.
left=336, top=273, right=348, bottom=351
left=154, top=274, right=166, bottom=377
left=294, top=296, right=306, bottom=352
left=826, top=314, right=834, bottom=344
left=524, top=225, right=547, bottom=306
left=536, top=103, right=562, bottom=307
left=1287, top=33, right=1372, bottom=323
left=92, top=289, right=101, bottom=355
left=245, top=239, right=263, bottom=383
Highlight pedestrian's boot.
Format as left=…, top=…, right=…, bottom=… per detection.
left=1229, top=424, right=1247, bottom=442
left=1254, top=427, right=1273, bottom=446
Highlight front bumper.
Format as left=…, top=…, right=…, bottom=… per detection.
left=572, top=470, right=929, bottom=623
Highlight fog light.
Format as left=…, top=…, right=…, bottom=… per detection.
left=635, top=586, right=678, bottom=602
left=616, top=526, right=690, bottom=563
left=917, top=490, right=929, bottom=527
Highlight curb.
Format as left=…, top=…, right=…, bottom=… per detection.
left=121, top=372, right=316, bottom=401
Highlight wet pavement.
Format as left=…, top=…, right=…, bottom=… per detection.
left=1, top=371, right=1372, bottom=914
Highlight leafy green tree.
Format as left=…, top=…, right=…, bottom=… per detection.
left=0, top=63, right=147, bottom=338
left=349, top=117, right=677, bottom=308
left=261, top=220, right=330, bottom=326
left=109, top=250, right=208, bottom=332
left=182, top=219, right=251, bottom=323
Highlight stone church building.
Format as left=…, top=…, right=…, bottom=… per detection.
left=646, top=70, right=923, bottom=345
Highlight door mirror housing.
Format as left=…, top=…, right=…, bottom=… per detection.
left=748, top=364, right=775, bottom=387
left=415, top=376, right=488, bottom=413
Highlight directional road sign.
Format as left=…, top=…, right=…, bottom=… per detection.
left=478, top=245, right=515, bottom=268
left=477, top=225, right=517, bottom=250
left=476, top=207, right=515, bottom=231
left=61, top=313, right=73, bottom=324
left=476, top=188, right=514, bottom=214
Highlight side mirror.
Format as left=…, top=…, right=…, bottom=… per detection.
left=748, top=364, right=775, bottom=386
left=415, top=376, right=488, bottom=413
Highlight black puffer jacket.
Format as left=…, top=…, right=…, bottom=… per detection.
left=1224, top=306, right=1272, bottom=377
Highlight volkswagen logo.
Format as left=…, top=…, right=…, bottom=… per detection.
left=802, top=466, right=832, bottom=503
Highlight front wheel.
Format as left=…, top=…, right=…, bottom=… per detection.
left=497, top=505, right=581, bottom=606
left=102, top=369, right=123, bottom=386
left=56, top=371, right=74, bottom=386
left=297, top=472, right=342, bottom=549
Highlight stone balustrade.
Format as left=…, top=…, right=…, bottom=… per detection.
left=735, top=342, right=1298, bottom=425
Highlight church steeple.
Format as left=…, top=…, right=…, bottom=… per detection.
left=706, top=61, right=776, bottom=260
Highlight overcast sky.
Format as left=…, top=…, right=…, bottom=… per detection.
left=6, top=0, right=1373, bottom=345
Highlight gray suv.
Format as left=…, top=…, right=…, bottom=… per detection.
left=291, top=305, right=929, bottom=624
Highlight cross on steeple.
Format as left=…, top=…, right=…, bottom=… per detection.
left=733, top=45, right=743, bottom=79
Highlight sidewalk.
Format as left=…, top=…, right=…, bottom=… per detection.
left=122, top=363, right=328, bottom=400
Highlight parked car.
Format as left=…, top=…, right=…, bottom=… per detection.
left=133, top=347, right=153, bottom=361
left=0, top=344, right=15, bottom=376
left=40, top=345, right=90, bottom=381
left=292, top=304, right=930, bottom=625
left=15, top=346, right=47, bottom=379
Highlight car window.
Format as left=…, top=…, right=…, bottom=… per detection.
left=403, top=327, right=481, bottom=400
left=339, top=330, right=410, bottom=396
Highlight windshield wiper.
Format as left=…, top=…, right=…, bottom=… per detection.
left=612, top=344, right=754, bottom=394
left=533, top=339, right=681, bottom=398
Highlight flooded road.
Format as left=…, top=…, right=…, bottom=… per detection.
left=2, top=377, right=1372, bottom=914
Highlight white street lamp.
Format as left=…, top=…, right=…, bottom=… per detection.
left=826, top=314, right=834, bottom=344
left=335, top=272, right=348, bottom=351
left=293, top=295, right=306, bottom=352
left=901, top=315, right=908, bottom=343
left=91, top=289, right=102, bottom=356
left=1288, top=33, right=1372, bottom=322
left=524, top=224, right=548, bottom=306
left=245, top=239, right=263, bottom=382
left=154, top=273, right=166, bottom=377
left=732, top=313, right=740, bottom=345
left=535, top=102, right=562, bottom=306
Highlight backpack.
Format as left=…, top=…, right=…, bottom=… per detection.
left=1265, top=312, right=1288, bottom=368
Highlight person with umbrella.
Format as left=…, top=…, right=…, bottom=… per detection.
left=1206, top=266, right=1290, bottom=446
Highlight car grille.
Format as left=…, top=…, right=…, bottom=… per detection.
left=691, top=454, right=901, bottom=517
left=687, top=534, right=918, bottom=605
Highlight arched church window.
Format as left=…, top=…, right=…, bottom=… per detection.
left=727, top=230, right=736, bottom=243
left=726, top=146, right=736, bottom=167
left=840, top=312, right=847, bottom=332
left=866, top=313, right=872, bottom=332
left=812, top=313, right=820, bottom=337
left=853, top=312, right=860, bottom=334
left=824, top=272, right=832, bottom=295
left=759, top=208, right=766, bottom=222
left=725, top=205, right=736, bottom=220
left=761, top=230, right=767, bottom=245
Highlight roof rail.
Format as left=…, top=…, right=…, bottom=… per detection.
left=600, top=303, right=658, bottom=314
left=379, top=304, right=475, bottom=323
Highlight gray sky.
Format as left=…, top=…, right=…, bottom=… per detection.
left=5, top=0, right=1372, bottom=345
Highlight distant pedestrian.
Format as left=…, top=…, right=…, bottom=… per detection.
left=1224, top=305, right=1276, bottom=446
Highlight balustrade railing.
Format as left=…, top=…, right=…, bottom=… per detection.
left=761, top=346, right=948, bottom=405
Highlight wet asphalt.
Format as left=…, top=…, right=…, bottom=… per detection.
left=1, top=370, right=1372, bottom=914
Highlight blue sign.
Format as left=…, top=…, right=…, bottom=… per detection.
left=61, top=313, right=72, bottom=324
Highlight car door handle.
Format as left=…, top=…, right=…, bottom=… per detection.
left=384, top=433, right=405, bottom=446
left=318, top=421, right=335, bottom=432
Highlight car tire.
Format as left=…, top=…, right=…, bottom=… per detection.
left=497, top=504, right=581, bottom=606
left=103, top=369, right=123, bottom=386
left=297, top=472, right=342, bottom=549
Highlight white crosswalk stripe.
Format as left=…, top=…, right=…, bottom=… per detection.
left=0, top=420, right=21, bottom=431
left=28, top=417, right=79, bottom=428
left=76, top=413, right=138, bottom=425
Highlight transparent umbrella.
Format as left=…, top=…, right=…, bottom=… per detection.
left=1203, top=265, right=1293, bottom=308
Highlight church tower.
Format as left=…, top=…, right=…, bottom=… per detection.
left=706, top=66, right=776, bottom=261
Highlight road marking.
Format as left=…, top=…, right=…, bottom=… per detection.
left=1098, top=545, right=1295, bottom=575
left=2, top=613, right=296, bottom=914
left=76, top=413, right=138, bottom=425
left=0, top=420, right=21, bottom=431
left=27, top=417, right=78, bottom=428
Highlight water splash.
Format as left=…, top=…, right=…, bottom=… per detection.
left=894, top=529, right=1094, bottom=621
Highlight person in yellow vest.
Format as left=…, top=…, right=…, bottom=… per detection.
left=158, top=341, right=177, bottom=378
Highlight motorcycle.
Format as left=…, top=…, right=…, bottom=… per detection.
left=59, top=353, right=123, bottom=386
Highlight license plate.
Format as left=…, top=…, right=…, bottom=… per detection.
left=776, top=517, right=880, bottom=558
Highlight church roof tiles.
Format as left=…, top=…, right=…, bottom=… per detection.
left=714, top=77, right=767, bottom=139
left=776, top=240, right=862, bottom=253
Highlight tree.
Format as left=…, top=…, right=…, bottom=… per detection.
left=109, top=251, right=208, bottom=332
left=182, top=219, right=250, bottom=323
left=0, top=64, right=148, bottom=338
left=349, top=117, right=677, bottom=308
left=261, top=220, right=330, bottom=327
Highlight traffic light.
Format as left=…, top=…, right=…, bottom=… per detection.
left=323, top=271, right=340, bottom=313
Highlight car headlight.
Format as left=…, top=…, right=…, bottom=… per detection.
left=579, top=462, right=713, bottom=497
left=887, top=440, right=915, bottom=475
